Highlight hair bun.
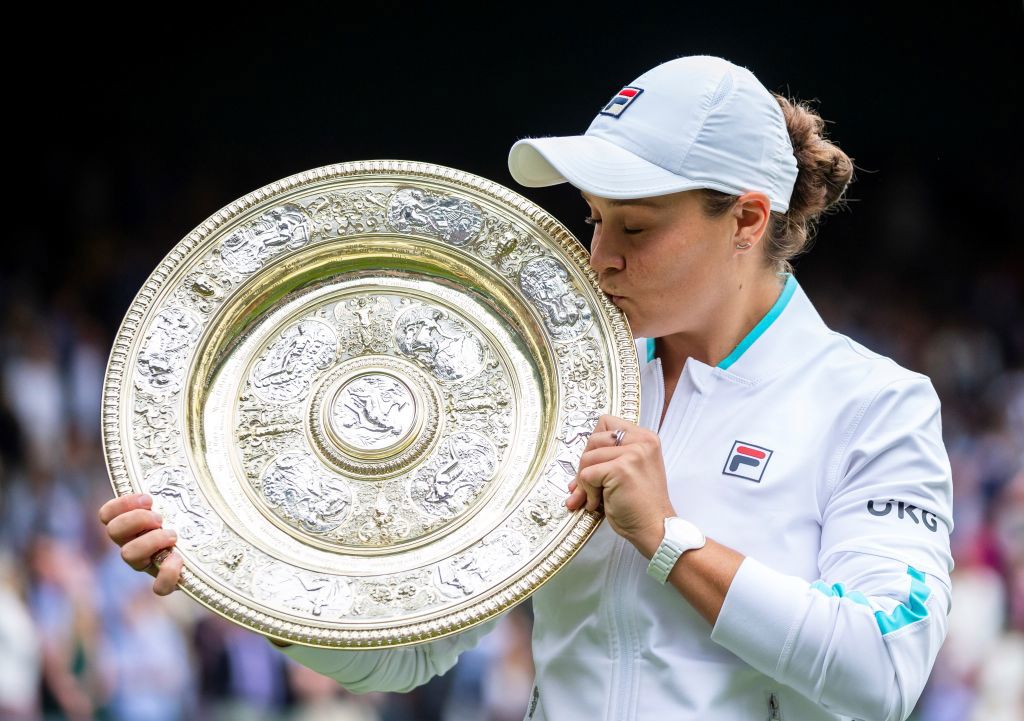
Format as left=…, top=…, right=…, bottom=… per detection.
left=774, top=94, right=854, bottom=219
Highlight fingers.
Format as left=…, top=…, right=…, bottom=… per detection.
left=152, top=552, right=183, bottom=596
left=106, top=508, right=164, bottom=546
left=584, top=416, right=639, bottom=452
left=565, top=486, right=586, bottom=511
left=569, top=442, right=637, bottom=511
left=99, top=492, right=183, bottom=597
left=565, top=484, right=592, bottom=512
left=565, top=479, right=592, bottom=511
left=566, top=469, right=605, bottom=512
left=576, top=445, right=622, bottom=474
left=576, top=456, right=630, bottom=512
left=120, top=528, right=178, bottom=571
left=98, top=493, right=152, bottom=525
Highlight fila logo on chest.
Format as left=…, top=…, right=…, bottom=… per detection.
left=723, top=441, right=773, bottom=482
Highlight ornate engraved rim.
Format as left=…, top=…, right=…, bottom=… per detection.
left=101, top=160, right=640, bottom=648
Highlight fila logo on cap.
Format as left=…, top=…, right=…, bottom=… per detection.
left=600, top=86, right=644, bottom=118
left=723, top=441, right=773, bottom=482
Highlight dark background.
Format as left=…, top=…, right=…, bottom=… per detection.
left=9, top=2, right=1022, bottom=328
left=1, top=4, right=1021, bottom=721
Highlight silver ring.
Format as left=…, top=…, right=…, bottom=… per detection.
left=612, top=429, right=626, bottom=446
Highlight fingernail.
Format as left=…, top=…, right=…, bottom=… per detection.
left=140, top=494, right=152, bottom=506
left=153, top=513, right=163, bottom=524
left=167, top=530, right=177, bottom=541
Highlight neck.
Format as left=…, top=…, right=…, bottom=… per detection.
left=656, top=272, right=787, bottom=378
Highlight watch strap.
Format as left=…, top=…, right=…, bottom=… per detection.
left=646, top=518, right=705, bottom=584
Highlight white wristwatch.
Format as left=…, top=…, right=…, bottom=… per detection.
left=646, top=516, right=706, bottom=584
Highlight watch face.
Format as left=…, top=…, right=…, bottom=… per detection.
left=664, top=517, right=704, bottom=547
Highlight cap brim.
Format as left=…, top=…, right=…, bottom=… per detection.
left=508, top=135, right=705, bottom=200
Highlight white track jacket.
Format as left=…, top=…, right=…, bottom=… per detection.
left=275, top=275, right=954, bottom=721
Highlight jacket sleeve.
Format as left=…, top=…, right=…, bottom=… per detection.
left=267, top=614, right=502, bottom=694
left=710, top=375, right=954, bottom=721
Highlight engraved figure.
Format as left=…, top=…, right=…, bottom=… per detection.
left=170, top=257, right=238, bottom=317
left=190, top=275, right=217, bottom=298
left=305, top=189, right=390, bottom=238
left=446, top=367, right=512, bottom=441
left=133, top=400, right=178, bottom=469
left=355, top=491, right=411, bottom=545
left=386, top=188, right=483, bottom=246
left=557, top=339, right=608, bottom=447
left=519, top=256, right=592, bottom=341
left=474, top=219, right=542, bottom=276
left=560, top=407, right=600, bottom=450
left=136, top=307, right=202, bottom=393
left=438, top=554, right=488, bottom=596
left=251, top=320, right=337, bottom=403
left=195, top=536, right=255, bottom=588
left=255, top=565, right=354, bottom=618
left=357, top=573, right=439, bottom=615
left=336, top=296, right=393, bottom=354
left=411, top=431, right=498, bottom=516
left=236, top=403, right=301, bottom=461
left=437, top=533, right=522, bottom=597
left=332, top=375, right=415, bottom=450
left=146, top=466, right=220, bottom=546
left=529, top=505, right=553, bottom=526
left=219, top=203, right=310, bottom=273
left=395, top=306, right=484, bottom=381
left=260, top=453, right=352, bottom=534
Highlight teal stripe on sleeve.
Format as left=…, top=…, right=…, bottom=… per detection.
left=810, top=567, right=932, bottom=636
left=718, top=273, right=797, bottom=370
left=646, top=337, right=655, bottom=362
left=874, top=567, right=931, bottom=635
left=810, top=580, right=872, bottom=608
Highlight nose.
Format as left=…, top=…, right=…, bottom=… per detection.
left=588, top=225, right=626, bottom=276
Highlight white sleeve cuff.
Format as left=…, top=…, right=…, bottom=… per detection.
left=268, top=636, right=380, bottom=679
left=709, top=556, right=810, bottom=677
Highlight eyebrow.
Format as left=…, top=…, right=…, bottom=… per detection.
left=579, top=190, right=665, bottom=208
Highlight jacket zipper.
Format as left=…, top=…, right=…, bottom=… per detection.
left=768, top=691, right=782, bottom=720
left=604, top=355, right=666, bottom=721
left=610, top=539, right=643, bottom=721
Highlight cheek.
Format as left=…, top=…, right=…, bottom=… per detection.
left=636, top=229, right=729, bottom=309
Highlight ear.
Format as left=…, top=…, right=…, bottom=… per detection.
left=731, top=192, right=771, bottom=255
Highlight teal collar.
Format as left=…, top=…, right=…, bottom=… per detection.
left=644, top=273, right=798, bottom=370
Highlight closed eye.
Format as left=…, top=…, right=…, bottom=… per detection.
left=584, top=216, right=643, bottom=235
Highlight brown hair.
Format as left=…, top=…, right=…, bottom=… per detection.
left=698, top=93, right=854, bottom=274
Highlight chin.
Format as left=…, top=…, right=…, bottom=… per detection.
left=623, top=316, right=648, bottom=337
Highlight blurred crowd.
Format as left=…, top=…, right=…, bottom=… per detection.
left=0, top=295, right=534, bottom=721
left=1, top=204, right=1021, bottom=721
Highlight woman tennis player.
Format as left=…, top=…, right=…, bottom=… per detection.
left=100, top=55, right=953, bottom=721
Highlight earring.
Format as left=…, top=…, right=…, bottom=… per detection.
left=735, top=241, right=752, bottom=250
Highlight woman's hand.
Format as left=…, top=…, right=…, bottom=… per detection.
left=567, top=415, right=676, bottom=556
left=98, top=493, right=183, bottom=596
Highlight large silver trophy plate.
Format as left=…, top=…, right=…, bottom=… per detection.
left=101, top=161, right=639, bottom=648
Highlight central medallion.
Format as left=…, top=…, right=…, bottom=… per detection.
left=309, top=355, right=442, bottom=480
left=329, top=373, right=417, bottom=453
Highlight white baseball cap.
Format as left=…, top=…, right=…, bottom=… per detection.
left=508, top=55, right=799, bottom=213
